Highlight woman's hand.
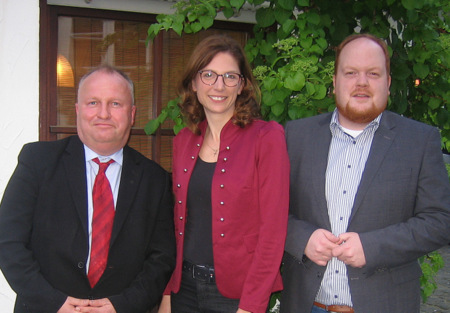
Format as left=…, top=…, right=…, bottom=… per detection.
left=236, top=309, right=251, bottom=313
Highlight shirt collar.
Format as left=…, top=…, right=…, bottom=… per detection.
left=330, top=108, right=382, bottom=136
left=84, top=145, right=123, bottom=166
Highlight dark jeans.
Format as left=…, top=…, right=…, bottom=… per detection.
left=171, top=267, right=240, bottom=313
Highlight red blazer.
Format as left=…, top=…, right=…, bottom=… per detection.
left=165, top=119, right=289, bottom=313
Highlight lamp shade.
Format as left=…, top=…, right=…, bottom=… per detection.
left=57, top=54, right=74, bottom=87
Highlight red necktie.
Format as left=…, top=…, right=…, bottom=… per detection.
left=88, top=157, right=115, bottom=288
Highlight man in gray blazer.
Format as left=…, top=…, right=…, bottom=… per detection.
left=281, top=34, right=450, bottom=313
left=0, top=65, right=176, bottom=313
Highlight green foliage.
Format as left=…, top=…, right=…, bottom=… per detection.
left=144, top=0, right=449, bottom=308
left=419, top=251, right=445, bottom=303
left=145, top=0, right=449, bottom=153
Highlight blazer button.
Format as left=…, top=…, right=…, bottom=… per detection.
left=78, top=262, right=84, bottom=269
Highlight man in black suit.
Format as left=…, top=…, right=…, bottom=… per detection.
left=0, top=65, right=176, bottom=313
left=281, top=34, right=450, bottom=313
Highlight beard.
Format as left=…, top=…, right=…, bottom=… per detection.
left=336, top=98, right=386, bottom=125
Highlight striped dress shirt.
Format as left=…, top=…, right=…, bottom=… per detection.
left=315, top=109, right=381, bottom=306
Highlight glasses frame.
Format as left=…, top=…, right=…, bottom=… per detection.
left=198, top=70, right=244, bottom=87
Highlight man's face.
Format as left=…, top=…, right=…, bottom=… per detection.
left=76, top=70, right=136, bottom=156
left=333, top=37, right=391, bottom=129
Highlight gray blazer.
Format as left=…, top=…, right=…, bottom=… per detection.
left=280, top=111, right=450, bottom=313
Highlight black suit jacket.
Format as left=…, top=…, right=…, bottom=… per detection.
left=281, top=111, right=450, bottom=313
left=0, top=136, right=176, bottom=313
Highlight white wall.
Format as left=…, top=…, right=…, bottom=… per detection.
left=0, top=0, right=40, bottom=310
left=0, top=1, right=255, bottom=310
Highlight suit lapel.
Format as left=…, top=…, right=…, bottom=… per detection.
left=312, top=115, right=333, bottom=229
left=350, top=112, right=396, bottom=222
left=64, top=136, right=89, bottom=238
left=110, top=146, right=142, bottom=244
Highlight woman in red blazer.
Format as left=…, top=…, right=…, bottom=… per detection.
left=158, top=35, right=289, bottom=313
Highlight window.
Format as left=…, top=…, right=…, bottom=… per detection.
left=40, top=3, right=252, bottom=171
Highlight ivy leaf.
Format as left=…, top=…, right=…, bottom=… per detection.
left=306, top=82, right=315, bottom=96
left=413, top=63, right=430, bottom=79
left=263, top=77, right=278, bottom=91
left=191, top=22, right=203, bottom=33
left=230, top=0, right=245, bottom=10
left=392, top=62, right=412, bottom=80
left=204, top=1, right=218, bottom=16
left=174, top=123, right=185, bottom=135
left=282, top=19, right=296, bottom=34
left=144, top=119, right=160, bottom=135
left=272, top=103, right=286, bottom=116
left=199, top=16, right=214, bottom=29
left=187, top=12, right=197, bottom=22
left=306, top=12, right=320, bottom=25
left=255, top=8, right=276, bottom=27
left=223, top=7, right=235, bottom=19
left=260, top=40, right=274, bottom=56
left=300, top=37, right=313, bottom=49
left=144, top=111, right=168, bottom=135
left=274, top=7, right=293, bottom=24
left=428, top=98, right=441, bottom=110
left=297, top=0, right=310, bottom=7
left=284, top=72, right=306, bottom=91
left=402, top=0, right=424, bottom=10
left=278, top=0, right=296, bottom=11
left=312, top=84, right=327, bottom=100
left=172, top=21, right=183, bottom=36
left=316, top=37, right=328, bottom=50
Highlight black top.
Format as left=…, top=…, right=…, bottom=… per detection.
left=184, top=157, right=216, bottom=265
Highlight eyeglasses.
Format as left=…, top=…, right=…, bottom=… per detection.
left=198, top=70, right=244, bottom=87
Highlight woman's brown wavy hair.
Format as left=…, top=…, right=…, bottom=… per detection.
left=178, top=35, right=261, bottom=135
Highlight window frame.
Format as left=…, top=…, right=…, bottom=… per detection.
left=39, top=0, right=253, bottom=164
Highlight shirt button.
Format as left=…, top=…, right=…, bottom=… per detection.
left=221, top=169, right=226, bottom=173
left=220, top=218, right=224, bottom=222
left=177, top=184, right=181, bottom=188
left=179, top=232, right=183, bottom=236
left=226, top=146, right=230, bottom=150
left=220, top=184, right=224, bottom=188
left=223, top=157, right=227, bottom=162
left=220, top=201, right=224, bottom=205
left=191, top=156, right=195, bottom=159
left=221, top=234, right=225, bottom=237
left=197, top=144, right=200, bottom=147
left=179, top=216, right=183, bottom=220
left=184, top=169, right=187, bottom=172
left=178, top=200, right=182, bottom=204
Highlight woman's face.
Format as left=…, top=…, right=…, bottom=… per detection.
left=192, top=52, right=243, bottom=121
